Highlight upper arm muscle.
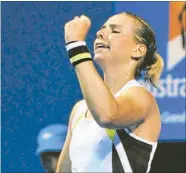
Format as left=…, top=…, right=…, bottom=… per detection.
left=107, top=87, right=154, bottom=128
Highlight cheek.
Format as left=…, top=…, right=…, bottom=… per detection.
left=110, top=37, right=134, bottom=56
left=109, top=38, right=127, bottom=55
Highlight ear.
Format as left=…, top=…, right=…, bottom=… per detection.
left=132, top=44, right=147, bottom=59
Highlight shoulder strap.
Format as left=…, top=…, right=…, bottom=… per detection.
left=115, top=79, right=144, bottom=97
left=106, top=129, right=133, bottom=173
left=71, top=100, right=87, bottom=131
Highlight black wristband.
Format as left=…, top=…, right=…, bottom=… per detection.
left=65, top=41, right=92, bottom=67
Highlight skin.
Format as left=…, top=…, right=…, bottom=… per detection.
left=56, top=14, right=161, bottom=173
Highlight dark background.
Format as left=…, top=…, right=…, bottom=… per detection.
left=151, top=142, right=186, bottom=173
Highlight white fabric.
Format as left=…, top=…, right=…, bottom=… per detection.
left=66, top=41, right=86, bottom=51
left=69, top=79, right=156, bottom=172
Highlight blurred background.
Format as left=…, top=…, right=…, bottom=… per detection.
left=1, top=1, right=186, bottom=173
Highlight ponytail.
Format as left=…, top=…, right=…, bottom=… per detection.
left=146, top=53, right=164, bottom=88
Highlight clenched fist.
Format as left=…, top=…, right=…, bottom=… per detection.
left=64, top=15, right=91, bottom=43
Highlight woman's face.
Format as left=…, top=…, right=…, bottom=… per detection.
left=94, top=14, right=139, bottom=67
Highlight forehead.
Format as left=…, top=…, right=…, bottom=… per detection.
left=104, top=14, right=135, bottom=32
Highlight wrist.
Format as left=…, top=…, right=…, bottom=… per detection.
left=65, top=41, right=92, bottom=67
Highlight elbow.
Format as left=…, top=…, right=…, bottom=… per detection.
left=97, top=116, right=112, bottom=128
left=91, top=101, right=119, bottom=128
left=96, top=107, right=118, bottom=128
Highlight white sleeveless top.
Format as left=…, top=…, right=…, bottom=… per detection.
left=69, top=79, right=157, bottom=172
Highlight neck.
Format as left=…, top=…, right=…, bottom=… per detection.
left=103, top=64, right=135, bottom=95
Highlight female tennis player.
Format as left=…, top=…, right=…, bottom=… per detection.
left=56, top=12, right=164, bottom=173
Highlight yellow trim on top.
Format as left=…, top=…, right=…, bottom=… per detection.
left=105, top=128, right=116, bottom=141
left=72, top=114, right=84, bottom=131
left=70, top=53, right=92, bottom=63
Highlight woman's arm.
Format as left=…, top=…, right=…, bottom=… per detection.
left=75, top=62, right=154, bottom=128
left=56, top=100, right=83, bottom=173
left=64, top=15, right=155, bottom=129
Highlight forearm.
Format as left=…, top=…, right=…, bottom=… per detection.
left=75, top=61, right=118, bottom=125
left=65, top=40, right=118, bottom=125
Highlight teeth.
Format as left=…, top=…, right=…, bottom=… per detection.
left=96, top=43, right=108, bottom=49
left=97, top=45, right=105, bottom=48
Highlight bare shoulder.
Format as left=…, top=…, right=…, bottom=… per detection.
left=122, top=87, right=161, bottom=141
left=119, top=86, right=158, bottom=116
left=122, top=86, right=155, bottom=103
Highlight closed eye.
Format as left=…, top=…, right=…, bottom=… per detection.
left=112, top=30, right=120, bottom=33
left=100, top=24, right=122, bottom=34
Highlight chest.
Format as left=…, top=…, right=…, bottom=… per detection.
left=70, top=118, right=113, bottom=158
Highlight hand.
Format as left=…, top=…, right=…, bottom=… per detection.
left=64, top=15, right=91, bottom=43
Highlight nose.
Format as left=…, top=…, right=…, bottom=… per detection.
left=96, top=28, right=109, bottom=40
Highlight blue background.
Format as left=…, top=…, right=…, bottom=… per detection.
left=2, top=2, right=114, bottom=172
left=2, top=1, right=185, bottom=172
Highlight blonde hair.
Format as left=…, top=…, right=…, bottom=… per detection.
left=147, top=53, right=164, bottom=87
left=122, top=12, right=164, bottom=88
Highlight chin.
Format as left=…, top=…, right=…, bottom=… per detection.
left=94, top=55, right=108, bottom=70
left=94, top=54, right=105, bottom=63
left=94, top=51, right=108, bottom=60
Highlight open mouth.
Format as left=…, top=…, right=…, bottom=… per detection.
left=95, top=43, right=110, bottom=49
